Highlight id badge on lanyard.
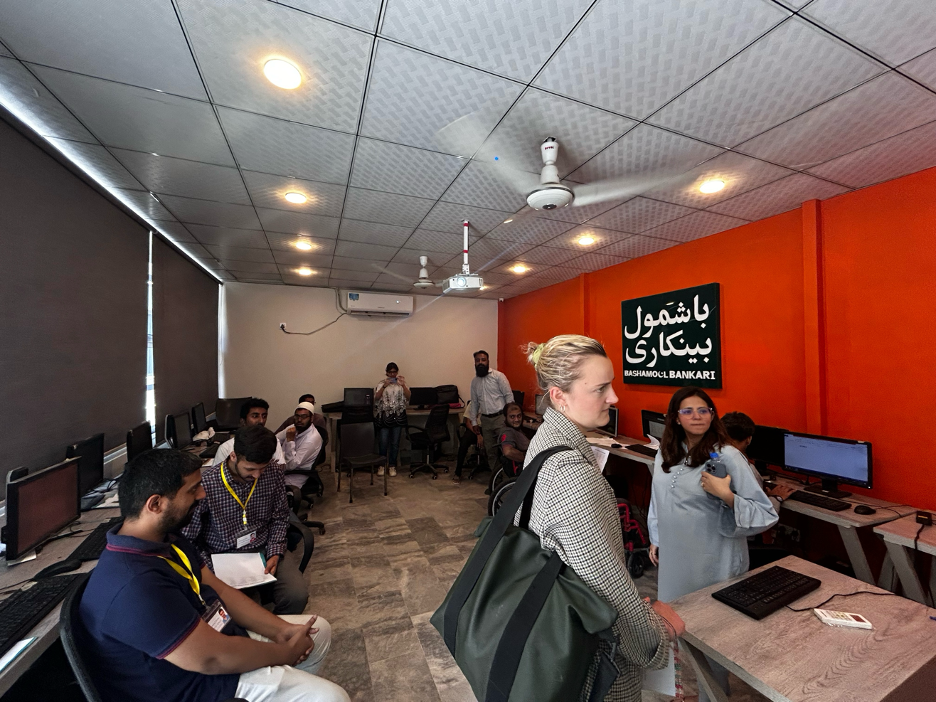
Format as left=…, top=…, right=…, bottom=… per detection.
left=202, top=599, right=232, bottom=632
left=235, top=525, right=257, bottom=549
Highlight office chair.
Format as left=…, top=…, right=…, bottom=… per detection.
left=285, top=515, right=316, bottom=573
left=512, top=390, right=525, bottom=408
left=214, top=397, right=250, bottom=432
left=337, top=422, right=387, bottom=503
left=61, top=574, right=249, bottom=702
left=336, top=405, right=373, bottom=472
left=406, top=405, right=451, bottom=479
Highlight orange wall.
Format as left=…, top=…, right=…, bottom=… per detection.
left=499, top=166, right=936, bottom=509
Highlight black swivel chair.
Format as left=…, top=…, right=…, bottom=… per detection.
left=337, top=422, right=387, bottom=503
left=512, top=390, right=525, bottom=408
left=406, top=405, right=451, bottom=479
left=61, top=574, right=248, bottom=702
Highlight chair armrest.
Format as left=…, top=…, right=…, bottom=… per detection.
left=287, top=515, right=315, bottom=573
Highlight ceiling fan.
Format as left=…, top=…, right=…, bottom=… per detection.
left=373, top=222, right=484, bottom=293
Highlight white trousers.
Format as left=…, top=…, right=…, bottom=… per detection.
left=235, top=615, right=350, bottom=702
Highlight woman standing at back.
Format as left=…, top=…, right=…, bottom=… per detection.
left=518, top=335, right=684, bottom=701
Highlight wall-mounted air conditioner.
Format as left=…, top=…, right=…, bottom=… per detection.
left=346, top=291, right=414, bottom=317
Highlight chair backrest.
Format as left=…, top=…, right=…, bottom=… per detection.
left=512, top=390, right=525, bottom=408
left=214, top=397, right=250, bottom=431
left=425, top=405, right=451, bottom=443
left=340, top=421, right=377, bottom=460
left=435, top=384, right=459, bottom=405
left=60, top=574, right=103, bottom=702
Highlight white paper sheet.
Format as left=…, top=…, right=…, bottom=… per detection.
left=0, top=638, right=36, bottom=674
left=591, top=446, right=610, bottom=473
left=211, top=553, right=277, bottom=589
left=587, top=436, right=617, bottom=448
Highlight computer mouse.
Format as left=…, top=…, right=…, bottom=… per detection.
left=854, top=505, right=877, bottom=516
left=33, top=557, right=83, bottom=580
left=611, top=443, right=623, bottom=449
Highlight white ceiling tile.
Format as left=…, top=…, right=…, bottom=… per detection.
left=330, top=258, right=394, bottom=276
left=485, top=260, right=542, bottom=277
left=372, top=281, right=419, bottom=293
left=402, top=228, right=479, bottom=254
left=485, top=216, right=577, bottom=245
left=151, top=222, right=198, bottom=244
left=276, top=0, right=381, bottom=32
left=159, top=194, right=263, bottom=229
left=420, top=201, right=513, bottom=234
left=535, top=0, right=788, bottom=119
left=0, top=0, right=207, bottom=99
left=271, top=250, right=333, bottom=267
left=237, top=279, right=285, bottom=284
left=736, top=73, right=936, bottom=170
left=177, top=0, right=370, bottom=132
left=350, top=138, right=464, bottom=198
left=214, top=270, right=236, bottom=281
left=901, top=49, right=936, bottom=91
left=112, top=189, right=175, bottom=220
left=708, top=173, right=849, bottom=220
left=649, top=18, right=884, bottom=146
left=221, top=260, right=281, bottom=274
left=333, top=241, right=399, bottom=261
left=642, top=151, right=794, bottom=208
left=463, top=238, right=533, bottom=265
left=360, top=40, right=523, bottom=154
left=589, top=197, right=697, bottom=233
left=545, top=224, right=634, bottom=251
left=806, top=120, right=936, bottom=188
left=382, top=0, right=592, bottom=81
left=441, top=161, right=529, bottom=211
left=803, top=0, right=936, bottom=65
left=474, top=88, right=635, bottom=178
left=570, top=124, right=723, bottom=189
left=111, top=148, right=250, bottom=203
left=391, top=249, right=451, bottom=268
left=280, top=270, right=331, bottom=285
left=338, top=220, right=414, bottom=247
left=0, top=41, right=11, bottom=58
left=527, top=266, right=584, bottom=283
left=641, top=210, right=749, bottom=243
left=186, top=224, right=269, bottom=248
left=176, top=241, right=214, bottom=259
left=45, top=139, right=145, bottom=191
left=241, top=171, right=345, bottom=216
left=329, top=269, right=379, bottom=282
left=563, top=251, right=629, bottom=271
left=266, top=232, right=337, bottom=254
left=596, top=234, right=678, bottom=258
left=217, top=107, right=354, bottom=183
left=379, top=262, right=423, bottom=278
left=204, top=245, right=275, bottom=263
left=513, top=247, right=584, bottom=266
left=342, top=188, right=435, bottom=227
left=255, top=207, right=340, bottom=237
left=232, top=271, right=283, bottom=281
left=0, top=58, right=96, bottom=142
left=33, top=67, right=234, bottom=165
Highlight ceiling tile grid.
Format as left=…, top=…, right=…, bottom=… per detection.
left=348, top=138, right=465, bottom=199
left=266, top=232, right=338, bottom=254
left=159, top=194, right=263, bottom=230
left=708, top=173, right=850, bottom=220
left=485, top=216, right=577, bottom=245
left=254, top=208, right=340, bottom=237
left=47, top=139, right=147, bottom=192
left=544, top=224, right=635, bottom=251
left=589, top=196, right=698, bottom=233
left=342, top=187, right=436, bottom=227
left=241, top=170, right=347, bottom=216
left=186, top=224, right=268, bottom=249
left=641, top=210, right=749, bottom=243
left=901, top=49, right=936, bottom=91
left=112, top=148, right=251, bottom=204
left=338, top=219, right=415, bottom=247
left=595, top=234, right=679, bottom=259
left=402, top=228, right=478, bottom=254
left=420, top=201, right=513, bottom=235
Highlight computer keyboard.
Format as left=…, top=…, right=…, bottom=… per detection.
left=787, top=490, right=850, bottom=512
left=625, top=444, right=658, bottom=458
left=712, top=565, right=821, bottom=620
left=68, top=517, right=122, bottom=562
left=0, top=574, right=84, bottom=657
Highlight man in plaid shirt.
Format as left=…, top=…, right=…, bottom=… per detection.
left=184, top=425, right=308, bottom=614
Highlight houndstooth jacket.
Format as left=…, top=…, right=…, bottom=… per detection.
left=515, top=408, right=669, bottom=702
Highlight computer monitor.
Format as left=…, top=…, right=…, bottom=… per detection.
left=215, top=397, right=250, bottom=431
left=409, top=387, right=438, bottom=408
left=596, top=406, right=619, bottom=438
left=66, top=432, right=105, bottom=498
left=783, top=431, right=872, bottom=498
left=3, top=458, right=80, bottom=560
left=192, top=402, right=208, bottom=434
left=435, top=385, right=459, bottom=405
left=169, top=412, right=193, bottom=449
left=343, top=388, right=373, bottom=407
left=641, top=410, right=667, bottom=441
left=746, top=425, right=786, bottom=471
left=535, top=393, right=548, bottom=415
left=126, top=421, right=153, bottom=461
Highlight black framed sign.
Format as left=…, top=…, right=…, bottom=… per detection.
left=621, top=283, right=721, bottom=388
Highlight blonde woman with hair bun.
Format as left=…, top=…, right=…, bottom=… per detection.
left=518, top=335, right=684, bottom=702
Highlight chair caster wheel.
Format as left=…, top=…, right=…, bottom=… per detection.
left=432, top=474, right=438, bottom=480
left=410, top=474, right=415, bottom=479
left=484, top=488, right=492, bottom=495
left=319, top=527, right=326, bottom=535
left=444, top=467, right=449, bottom=473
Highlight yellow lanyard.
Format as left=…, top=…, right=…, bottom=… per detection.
left=158, top=544, right=204, bottom=605
left=221, top=461, right=257, bottom=526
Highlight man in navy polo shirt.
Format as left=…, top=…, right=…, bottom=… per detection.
left=79, top=449, right=349, bottom=702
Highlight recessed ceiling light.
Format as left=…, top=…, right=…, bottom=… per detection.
left=577, top=235, right=596, bottom=246
left=263, top=59, right=302, bottom=89
left=503, top=219, right=513, bottom=224
left=699, top=179, right=726, bottom=194
left=510, top=264, right=528, bottom=274
left=296, top=268, right=315, bottom=276
left=284, top=191, right=307, bottom=204
left=294, top=239, right=314, bottom=251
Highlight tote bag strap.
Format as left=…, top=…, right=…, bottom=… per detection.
left=442, top=445, right=573, bottom=653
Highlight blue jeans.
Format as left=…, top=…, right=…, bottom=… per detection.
left=378, top=425, right=402, bottom=467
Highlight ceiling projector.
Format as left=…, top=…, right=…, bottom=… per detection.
left=443, top=273, right=483, bottom=293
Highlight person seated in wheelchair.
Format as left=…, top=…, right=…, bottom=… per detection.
left=498, top=402, right=530, bottom=478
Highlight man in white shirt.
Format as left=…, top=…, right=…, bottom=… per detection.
left=212, top=398, right=285, bottom=468
left=276, top=402, right=323, bottom=490
left=463, top=350, right=513, bottom=483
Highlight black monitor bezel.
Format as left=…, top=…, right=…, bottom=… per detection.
left=746, top=425, right=787, bottom=467
left=343, top=388, right=373, bottom=407
left=5, top=457, right=81, bottom=560
left=66, top=432, right=105, bottom=497
left=596, top=406, right=619, bottom=437
left=782, top=430, right=873, bottom=489
left=641, top=409, right=666, bottom=440
left=127, top=421, right=153, bottom=461
left=192, top=402, right=207, bottom=434
left=172, top=412, right=193, bottom=449
left=408, top=387, right=438, bottom=407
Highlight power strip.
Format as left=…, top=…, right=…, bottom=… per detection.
left=916, top=511, right=932, bottom=526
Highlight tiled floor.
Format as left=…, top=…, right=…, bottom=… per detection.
left=296, top=463, right=766, bottom=702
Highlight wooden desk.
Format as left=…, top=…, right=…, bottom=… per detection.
left=586, top=432, right=657, bottom=470
left=0, top=503, right=120, bottom=696
left=671, top=555, right=936, bottom=702
left=874, top=514, right=936, bottom=606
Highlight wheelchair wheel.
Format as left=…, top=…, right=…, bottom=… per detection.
left=487, top=478, right=516, bottom=517
left=487, top=468, right=506, bottom=496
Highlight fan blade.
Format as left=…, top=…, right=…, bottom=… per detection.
left=370, top=263, right=413, bottom=283
left=570, top=172, right=684, bottom=207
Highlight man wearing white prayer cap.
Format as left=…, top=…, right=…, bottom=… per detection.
left=276, top=401, right=324, bottom=490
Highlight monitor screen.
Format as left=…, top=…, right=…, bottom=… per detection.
left=597, top=406, right=619, bottom=437
left=66, top=432, right=105, bottom=497
left=409, top=387, right=438, bottom=406
left=641, top=410, right=666, bottom=441
left=5, top=458, right=80, bottom=560
left=192, top=402, right=207, bottom=434
left=746, top=425, right=785, bottom=467
left=215, top=397, right=250, bottom=431
left=173, top=412, right=193, bottom=449
left=783, top=432, right=872, bottom=488
left=535, top=393, right=547, bottom=415
left=127, top=422, right=153, bottom=461
left=344, top=388, right=373, bottom=407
